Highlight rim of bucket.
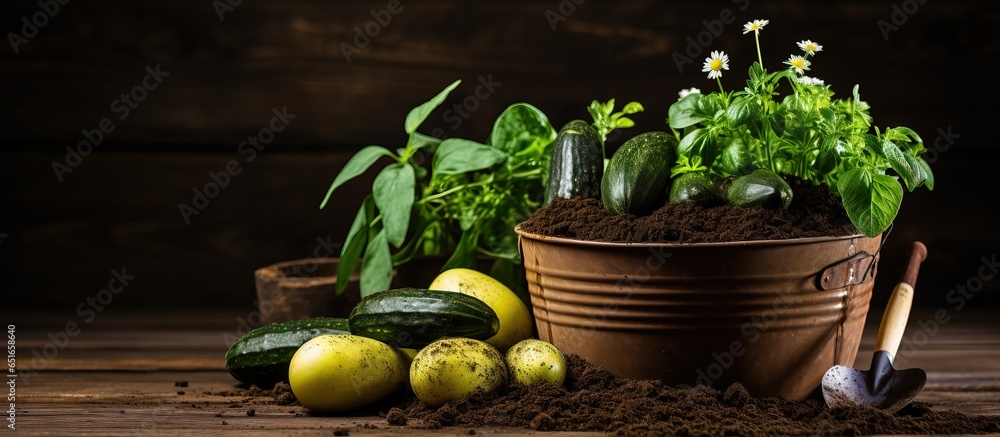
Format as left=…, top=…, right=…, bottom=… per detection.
left=514, top=224, right=872, bottom=248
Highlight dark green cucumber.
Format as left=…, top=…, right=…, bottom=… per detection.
left=668, top=172, right=723, bottom=205
left=348, top=288, right=499, bottom=348
left=727, top=169, right=793, bottom=209
left=545, top=119, right=604, bottom=204
left=225, top=317, right=350, bottom=385
left=601, top=131, right=678, bottom=215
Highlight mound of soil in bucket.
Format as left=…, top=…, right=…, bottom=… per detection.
left=518, top=177, right=860, bottom=243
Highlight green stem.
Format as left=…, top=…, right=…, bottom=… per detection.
left=755, top=32, right=763, bottom=66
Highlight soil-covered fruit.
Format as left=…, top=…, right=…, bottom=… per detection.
left=601, top=131, right=678, bottom=215
left=224, top=317, right=350, bottom=386
left=668, top=172, right=723, bottom=205
left=409, top=337, right=508, bottom=407
left=545, top=119, right=604, bottom=204
left=727, top=169, right=794, bottom=209
left=428, top=268, right=533, bottom=351
left=287, top=334, right=408, bottom=413
left=348, top=287, right=500, bottom=348
left=505, top=339, right=567, bottom=386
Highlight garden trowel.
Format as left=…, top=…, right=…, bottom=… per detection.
left=821, top=241, right=928, bottom=413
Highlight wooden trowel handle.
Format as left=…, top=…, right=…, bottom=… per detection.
left=874, top=241, right=927, bottom=360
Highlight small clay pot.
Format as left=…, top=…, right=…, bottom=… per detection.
left=254, top=257, right=363, bottom=324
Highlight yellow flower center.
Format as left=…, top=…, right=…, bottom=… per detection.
left=710, top=59, right=724, bottom=71
left=805, top=44, right=817, bottom=52
left=792, top=59, right=805, bottom=68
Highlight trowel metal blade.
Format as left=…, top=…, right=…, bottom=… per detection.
left=821, top=360, right=927, bottom=414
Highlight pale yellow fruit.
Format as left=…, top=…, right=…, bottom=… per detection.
left=429, top=268, right=534, bottom=351
left=506, top=338, right=567, bottom=386
left=288, top=334, right=408, bottom=413
left=409, top=337, right=508, bottom=407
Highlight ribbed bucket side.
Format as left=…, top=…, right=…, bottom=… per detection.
left=516, top=228, right=880, bottom=400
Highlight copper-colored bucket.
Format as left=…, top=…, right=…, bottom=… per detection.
left=515, top=226, right=880, bottom=400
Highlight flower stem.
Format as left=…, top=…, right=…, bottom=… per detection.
left=755, top=32, right=763, bottom=66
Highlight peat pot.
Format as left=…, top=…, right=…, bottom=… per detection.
left=515, top=225, right=881, bottom=400
left=254, top=257, right=362, bottom=324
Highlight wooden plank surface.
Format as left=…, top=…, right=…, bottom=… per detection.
left=7, top=308, right=1000, bottom=435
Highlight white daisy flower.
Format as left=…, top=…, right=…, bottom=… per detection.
left=743, top=19, right=769, bottom=34
left=797, top=76, right=825, bottom=86
left=797, top=40, right=823, bottom=55
left=678, top=88, right=701, bottom=99
left=784, top=55, right=811, bottom=75
left=702, top=51, right=730, bottom=80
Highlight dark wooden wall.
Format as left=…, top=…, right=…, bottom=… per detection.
left=2, top=0, right=997, bottom=314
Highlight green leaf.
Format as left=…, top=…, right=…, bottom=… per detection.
left=404, top=79, right=462, bottom=135
left=335, top=195, right=373, bottom=294
left=881, top=140, right=922, bottom=191
left=916, top=158, right=934, bottom=191
left=725, top=97, right=760, bottom=128
left=621, top=101, right=644, bottom=114
left=372, top=163, right=416, bottom=248
left=677, top=128, right=719, bottom=169
left=441, top=228, right=480, bottom=271
left=432, top=139, right=508, bottom=175
left=411, top=132, right=443, bottom=152
left=390, top=218, right=430, bottom=266
left=668, top=93, right=704, bottom=129
left=488, top=103, right=556, bottom=155
left=319, top=146, right=394, bottom=209
left=615, top=118, right=635, bottom=129
left=360, top=229, right=393, bottom=297
left=838, top=168, right=903, bottom=237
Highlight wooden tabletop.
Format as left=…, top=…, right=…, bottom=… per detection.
left=8, top=307, right=1000, bottom=436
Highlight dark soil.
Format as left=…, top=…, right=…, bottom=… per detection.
left=215, top=355, right=1000, bottom=436
left=518, top=178, right=860, bottom=243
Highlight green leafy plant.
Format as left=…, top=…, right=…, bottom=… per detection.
left=666, top=19, right=933, bottom=237
left=320, top=80, right=556, bottom=297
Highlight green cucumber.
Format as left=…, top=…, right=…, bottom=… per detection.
left=727, top=169, right=793, bottom=209
left=669, top=172, right=723, bottom=205
left=225, top=317, right=350, bottom=385
left=601, top=131, right=678, bottom=215
left=348, top=288, right=499, bottom=348
left=545, top=119, right=604, bottom=204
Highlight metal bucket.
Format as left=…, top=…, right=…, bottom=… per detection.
left=515, top=225, right=880, bottom=400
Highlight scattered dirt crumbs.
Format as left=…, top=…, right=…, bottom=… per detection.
left=518, top=177, right=860, bottom=243
left=210, top=355, right=1000, bottom=436
left=174, top=381, right=189, bottom=387
left=387, top=354, right=1000, bottom=436
left=333, top=428, right=350, bottom=436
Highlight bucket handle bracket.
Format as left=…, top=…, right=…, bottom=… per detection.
left=817, top=251, right=877, bottom=290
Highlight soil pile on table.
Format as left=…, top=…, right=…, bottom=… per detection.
left=518, top=177, right=860, bottom=243
left=386, top=354, right=1000, bottom=436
